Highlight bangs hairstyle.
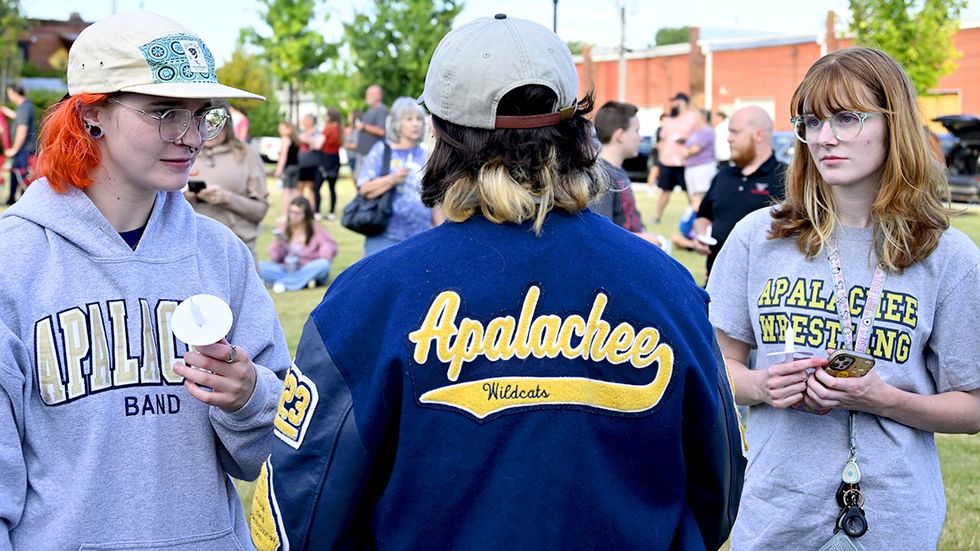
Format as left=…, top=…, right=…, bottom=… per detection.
left=771, top=47, right=952, bottom=272
left=36, top=94, right=111, bottom=193
left=421, top=85, right=602, bottom=234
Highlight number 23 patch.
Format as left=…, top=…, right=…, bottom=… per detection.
left=274, top=363, right=320, bottom=449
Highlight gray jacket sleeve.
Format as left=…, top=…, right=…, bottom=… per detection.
left=0, top=326, right=28, bottom=551
left=208, top=247, right=289, bottom=481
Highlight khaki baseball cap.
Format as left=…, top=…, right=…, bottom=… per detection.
left=419, top=14, right=579, bottom=130
left=67, top=11, right=263, bottom=100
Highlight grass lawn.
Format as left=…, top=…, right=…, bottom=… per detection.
left=3, top=171, right=978, bottom=548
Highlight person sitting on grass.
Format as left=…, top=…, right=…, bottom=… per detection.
left=260, top=196, right=337, bottom=293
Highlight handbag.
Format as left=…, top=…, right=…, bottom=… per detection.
left=342, top=144, right=393, bottom=237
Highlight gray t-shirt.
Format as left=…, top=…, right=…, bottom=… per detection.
left=707, top=208, right=980, bottom=550
left=356, top=103, right=389, bottom=155
left=13, top=101, right=37, bottom=155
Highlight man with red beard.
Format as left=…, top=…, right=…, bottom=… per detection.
left=693, top=106, right=785, bottom=280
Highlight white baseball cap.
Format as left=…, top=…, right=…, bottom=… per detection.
left=67, top=11, right=263, bottom=100
left=419, top=14, right=579, bottom=130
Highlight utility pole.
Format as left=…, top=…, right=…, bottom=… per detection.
left=552, top=0, right=558, bottom=33
left=618, top=0, right=626, bottom=101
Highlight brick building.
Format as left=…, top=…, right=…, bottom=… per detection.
left=18, top=13, right=91, bottom=73
left=576, top=14, right=980, bottom=135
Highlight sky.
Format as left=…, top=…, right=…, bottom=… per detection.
left=21, top=0, right=980, bottom=64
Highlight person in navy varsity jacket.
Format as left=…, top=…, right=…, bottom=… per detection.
left=250, top=14, right=746, bottom=551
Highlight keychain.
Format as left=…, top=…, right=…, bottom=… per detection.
left=842, top=458, right=861, bottom=484
left=834, top=413, right=868, bottom=539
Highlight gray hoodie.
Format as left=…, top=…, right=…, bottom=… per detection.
left=0, top=180, right=289, bottom=550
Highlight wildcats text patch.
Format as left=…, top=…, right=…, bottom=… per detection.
left=408, top=286, right=675, bottom=419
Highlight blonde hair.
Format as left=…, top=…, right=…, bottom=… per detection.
left=440, top=153, right=602, bottom=233
left=422, top=89, right=602, bottom=234
left=771, top=47, right=952, bottom=272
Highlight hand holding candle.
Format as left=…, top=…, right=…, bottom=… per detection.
left=696, top=224, right=717, bottom=247
left=765, top=325, right=830, bottom=414
left=755, top=324, right=824, bottom=409
left=172, top=294, right=256, bottom=412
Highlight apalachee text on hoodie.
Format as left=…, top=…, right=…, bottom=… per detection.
left=34, top=297, right=191, bottom=414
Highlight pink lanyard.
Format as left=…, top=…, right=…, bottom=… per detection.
left=826, top=236, right=887, bottom=354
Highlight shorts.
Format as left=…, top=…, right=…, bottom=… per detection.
left=281, top=165, right=299, bottom=189
left=657, top=164, right=686, bottom=191
left=684, top=162, right=717, bottom=196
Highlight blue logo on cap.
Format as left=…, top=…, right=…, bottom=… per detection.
left=139, top=33, right=217, bottom=84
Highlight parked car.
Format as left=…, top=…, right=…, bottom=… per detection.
left=933, top=115, right=980, bottom=203
left=252, top=136, right=282, bottom=164
left=622, top=135, right=655, bottom=182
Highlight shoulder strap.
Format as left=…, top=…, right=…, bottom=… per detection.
left=380, top=143, right=392, bottom=177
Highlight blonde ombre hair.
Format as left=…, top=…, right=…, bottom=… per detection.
left=771, top=47, right=952, bottom=272
left=421, top=86, right=603, bottom=234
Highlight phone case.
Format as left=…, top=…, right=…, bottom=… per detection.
left=824, top=351, right=875, bottom=378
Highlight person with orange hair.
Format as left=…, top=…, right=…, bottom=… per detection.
left=0, top=11, right=289, bottom=551
left=708, top=47, right=980, bottom=549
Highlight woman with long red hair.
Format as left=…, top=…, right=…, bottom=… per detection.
left=0, top=11, right=289, bottom=550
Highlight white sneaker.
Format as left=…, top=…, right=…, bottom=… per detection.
left=272, top=283, right=286, bottom=294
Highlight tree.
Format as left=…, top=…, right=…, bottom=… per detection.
left=654, top=26, right=690, bottom=47
left=342, top=0, right=463, bottom=107
left=849, top=0, right=966, bottom=94
left=566, top=40, right=592, bottom=56
left=306, top=63, right=360, bottom=115
left=0, top=0, right=26, bottom=93
left=216, top=45, right=282, bottom=137
left=242, top=0, right=334, bottom=123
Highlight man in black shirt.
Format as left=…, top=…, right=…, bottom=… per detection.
left=694, top=106, right=785, bottom=279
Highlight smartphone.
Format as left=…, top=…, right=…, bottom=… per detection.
left=188, top=180, right=207, bottom=193
left=824, top=350, right=875, bottom=378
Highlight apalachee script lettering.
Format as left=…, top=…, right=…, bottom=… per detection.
left=408, top=286, right=677, bottom=419
left=408, top=286, right=670, bottom=381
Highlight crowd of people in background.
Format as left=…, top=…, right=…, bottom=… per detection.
left=0, top=8, right=977, bottom=551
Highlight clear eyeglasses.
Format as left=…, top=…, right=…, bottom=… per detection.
left=110, top=99, right=229, bottom=143
left=790, top=111, right=882, bottom=143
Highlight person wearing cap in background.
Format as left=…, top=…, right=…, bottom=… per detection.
left=251, top=14, right=744, bottom=551
left=653, top=92, right=698, bottom=224
left=0, top=11, right=289, bottom=551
